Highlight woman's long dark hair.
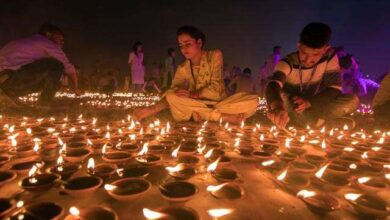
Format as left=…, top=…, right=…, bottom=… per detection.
left=177, top=26, right=206, bottom=48
left=131, top=41, right=143, bottom=56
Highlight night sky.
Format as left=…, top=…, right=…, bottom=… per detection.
left=1, top=0, right=389, bottom=79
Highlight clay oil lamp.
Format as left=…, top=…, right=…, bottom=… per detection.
left=252, top=151, right=273, bottom=161
left=285, top=138, right=306, bottom=156
left=65, top=206, right=118, bottom=220
left=207, top=182, right=244, bottom=200
left=20, top=164, right=60, bottom=193
left=116, top=166, right=149, bottom=178
left=235, top=140, right=254, bottom=156
left=276, top=169, right=310, bottom=193
left=312, top=164, right=350, bottom=192
left=143, top=206, right=199, bottom=220
left=207, top=208, right=234, bottom=219
left=104, top=178, right=151, bottom=201
left=326, top=163, right=350, bottom=176
left=176, top=141, right=197, bottom=156
left=136, top=143, right=161, bottom=166
left=345, top=193, right=390, bottom=219
left=204, top=148, right=225, bottom=162
left=337, top=155, right=361, bottom=167
left=0, top=155, right=10, bottom=167
left=9, top=159, right=44, bottom=175
left=0, top=198, right=14, bottom=218
left=0, top=143, right=10, bottom=154
left=92, top=142, right=112, bottom=155
left=0, top=170, right=16, bottom=185
left=166, top=163, right=197, bottom=180
left=63, top=147, right=91, bottom=163
left=172, top=145, right=199, bottom=166
left=304, top=154, right=326, bottom=167
left=297, top=190, right=340, bottom=215
left=350, top=163, right=382, bottom=176
left=355, top=177, right=388, bottom=193
left=159, top=181, right=198, bottom=202
left=9, top=143, right=36, bottom=158
left=278, top=152, right=297, bottom=163
left=367, top=156, right=390, bottom=167
left=207, top=158, right=238, bottom=182
left=63, top=176, right=103, bottom=197
left=102, top=144, right=132, bottom=165
left=9, top=202, right=64, bottom=220
left=116, top=142, right=139, bottom=154
left=66, top=141, right=87, bottom=150
left=40, top=147, right=59, bottom=162
left=87, top=158, right=116, bottom=178
left=290, top=161, right=317, bottom=174
left=260, top=159, right=284, bottom=173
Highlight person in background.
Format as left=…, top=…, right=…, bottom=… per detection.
left=265, top=22, right=359, bottom=129
left=228, top=67, right=257, bottom=94
left=142, top=77, right=161, bottom=94
left=162, top=48, right=176, bottom=90
left=226, top=66, right=242, bottom=95
left=373, top=70, right=390, bottom=126
left=339, top=55, right=379, bottom=103
left=258, top=46, right=281, bottom=96
left=128, top=41, right=145, bottom=92
left=0, top=23, right=80, bottom=108
left=98, top=70, right=118, bottom=94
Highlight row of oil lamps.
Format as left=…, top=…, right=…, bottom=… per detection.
left=0, top=114, right=388, bottom=219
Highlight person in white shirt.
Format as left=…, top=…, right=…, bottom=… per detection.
left=0, top=23, right=80, bottom=108
left=128, top=42, right=145, bottom=92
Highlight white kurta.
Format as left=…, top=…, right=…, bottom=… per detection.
left=128, top=52, right=145, bottom=84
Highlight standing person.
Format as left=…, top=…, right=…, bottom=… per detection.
left=0, top=23, right=80, bottom=108
left=132, top=26, right=258, bottom=123
left=258, top=46, right=281, bottom=96
left=162, top=48, right=176, bottom=90
left=265, top=22, right=359, bottom=129
left=128, top=41, right=145, bottom=92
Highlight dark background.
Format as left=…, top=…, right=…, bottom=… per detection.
left=1, top=0, right=389, bottom=79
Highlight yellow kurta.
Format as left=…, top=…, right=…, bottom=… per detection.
left=165, top=49, right=258, bottom=122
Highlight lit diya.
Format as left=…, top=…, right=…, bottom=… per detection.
left=0, top=198, right=14, bottom=218
left=207, top=182, right=244, bottom=200
left=102, top=151, right=132, bottom=164
left=63, top=176, right=103, bottom=197
left=304, top=154, right=326, bottom=167
left=143, top=206, right=199, bottom=220
left=212, top=168, right=239, bottom=182
left=87, top=158, right=116, bottom=178
left=276, top=169, right=310, bottom=192
left=136, top=143, right=161, bottom=166
left=297, top=190, right=340, bottom=215
left=49, top=163, right=80, bottom=180
left=20, top=164, right=60, bottom=193
left=65, top=206, right=118, bottom=220
left=355, top=177, right=388, bottom=193
left=312, top=164, right=350, bottom=192
left=116, top=166, right=149, bottom=178
left=9, top=160, right=43, bottom=175
left=9, top=202, right=64, bottom=220
left=0, top=170, right=17, bottom=185
left=290, top=161, right=317, bottom=174
left=345, top=193, right=390, bottom=218
left=0, top=155, right=10, bottom=167
left=105, top=178, right=151, bottom=201
left=252, top=151, right=273, bottom=161
left=159, top=181, right=198, bottom=202
left=63, top=148, right=91, bottom=163
left=166, top=164, right=197, bottom=180
left=116, top=142, right=139, bottom=153
left=9, top=144, right=36, bottom=158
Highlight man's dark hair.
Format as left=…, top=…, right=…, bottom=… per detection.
left=167, top=48, right=175, bottom=56
left=38, top=23, right=63, bottom=35
left=300, top=22, right=332, bottom=48
left=273, top=46, right=281, bottom=53
left=177, top=25, right=206, bottom=48
left=243, top=67, right=252, bottom=76
left=132, top=41, right=143, bottom=55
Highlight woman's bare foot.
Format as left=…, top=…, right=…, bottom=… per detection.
left=220, top=113, right=245, bottom=124
left=192, top=112, right=203, bottom=123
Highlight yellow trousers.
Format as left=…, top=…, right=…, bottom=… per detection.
left=165, top=91, right=259, bottom=122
